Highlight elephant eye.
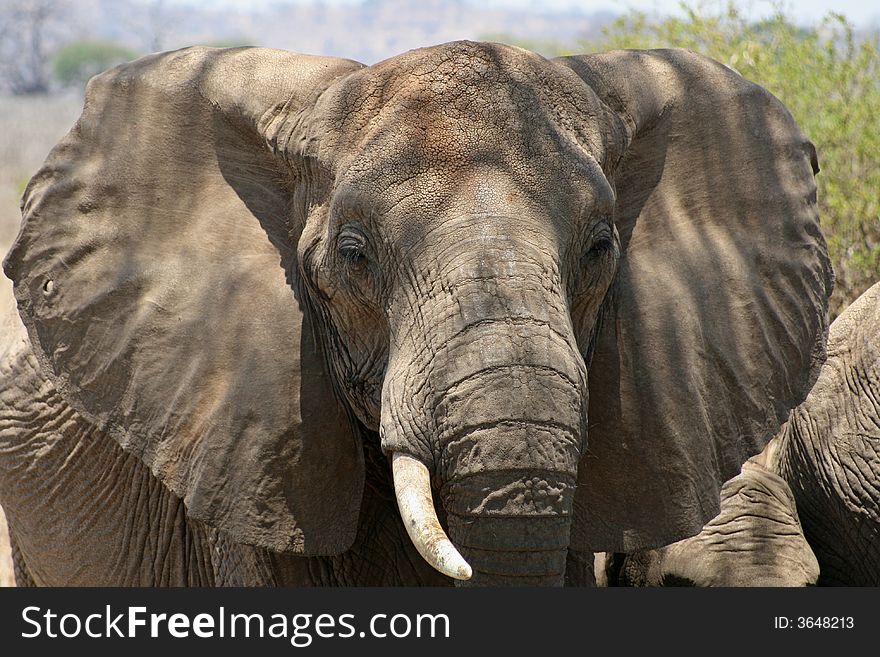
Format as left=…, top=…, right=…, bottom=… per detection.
left=584, top=236, right=614, bottom=261
left=589, top=238, right=612, bottom=255
left=338, top=233, right=367, bottom=266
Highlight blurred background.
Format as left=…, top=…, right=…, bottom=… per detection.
left=0, top=0, right=878, bottom=586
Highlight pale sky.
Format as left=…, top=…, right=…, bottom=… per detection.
left=177, top=0, right=880, bottom=27
left=485, top=0, right=878, bottom=25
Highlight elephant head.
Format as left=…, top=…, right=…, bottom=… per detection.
left=3, top=42, right=832, bottom=585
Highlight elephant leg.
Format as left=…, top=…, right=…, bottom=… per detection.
left=206, top=435, right=451, bottom=587
left=607, top=551, right=655, bottom=587
left=207, top=525, right=300, bottom=587
left=0, top=333, right=217, bottom=585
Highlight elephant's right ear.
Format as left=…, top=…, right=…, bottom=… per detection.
left=556, top=49, right=833, bottom=552
left=3, top=47, right=367, bottom=555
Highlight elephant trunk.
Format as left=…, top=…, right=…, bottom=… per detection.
left=385, top=326, right=586, bottom=585
left=391, top=445, right=578, bottom=585
left=439, top=416, right=580, bottom=586
left=382, top=216, right=588, bottom=585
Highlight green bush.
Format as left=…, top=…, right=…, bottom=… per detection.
left=52, top=40, right=139, bottom=90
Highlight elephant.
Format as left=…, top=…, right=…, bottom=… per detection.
left=765, top=280, right=880, bottom=585
left=598, top=281, right=880, bottom=587
left=0, top=42, right=832, bottom=586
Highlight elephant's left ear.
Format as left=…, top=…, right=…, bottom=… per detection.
left=3, top=47, right=367, bottom=555
left=555, top=49, right=833, bottom=552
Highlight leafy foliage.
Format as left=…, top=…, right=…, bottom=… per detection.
left=52, top=40, right=138, bottom=90
left=480, top=32, right=571, bottom=57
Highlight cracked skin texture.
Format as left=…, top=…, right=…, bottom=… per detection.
left=0, top=277, right=446, bottom=585
left=772, top=281, right=880, bottom=586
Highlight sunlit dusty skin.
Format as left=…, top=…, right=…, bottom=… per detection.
left=772, top=282, right=880, bottom=586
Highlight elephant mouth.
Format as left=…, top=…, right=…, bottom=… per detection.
left=391, top=451, right=577, bottom=585
left=391, top=452, right=473, bottom=581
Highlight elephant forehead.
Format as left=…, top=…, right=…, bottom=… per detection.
left=317, top=41, right=609, bottom=167
left=340, top=41, right=554, bottom=119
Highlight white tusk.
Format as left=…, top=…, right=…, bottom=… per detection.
left=391, top=452, right=472, bottom=581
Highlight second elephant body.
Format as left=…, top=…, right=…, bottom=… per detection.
left=605, top=282, right=880, bottom=586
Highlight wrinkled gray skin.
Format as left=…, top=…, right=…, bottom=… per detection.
left=769, top=281, right=880, bottom=586
left=0, top=42, right=831, bottom=586
left=600, top=461, right=821, bottom=586
left=602, top=282, right=880, bottom=587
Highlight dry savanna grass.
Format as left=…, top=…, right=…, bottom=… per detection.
left=1, top=92, right=82, bottom=586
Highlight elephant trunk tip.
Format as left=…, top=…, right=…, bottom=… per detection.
left=391, top=452, right=472, bottom=581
